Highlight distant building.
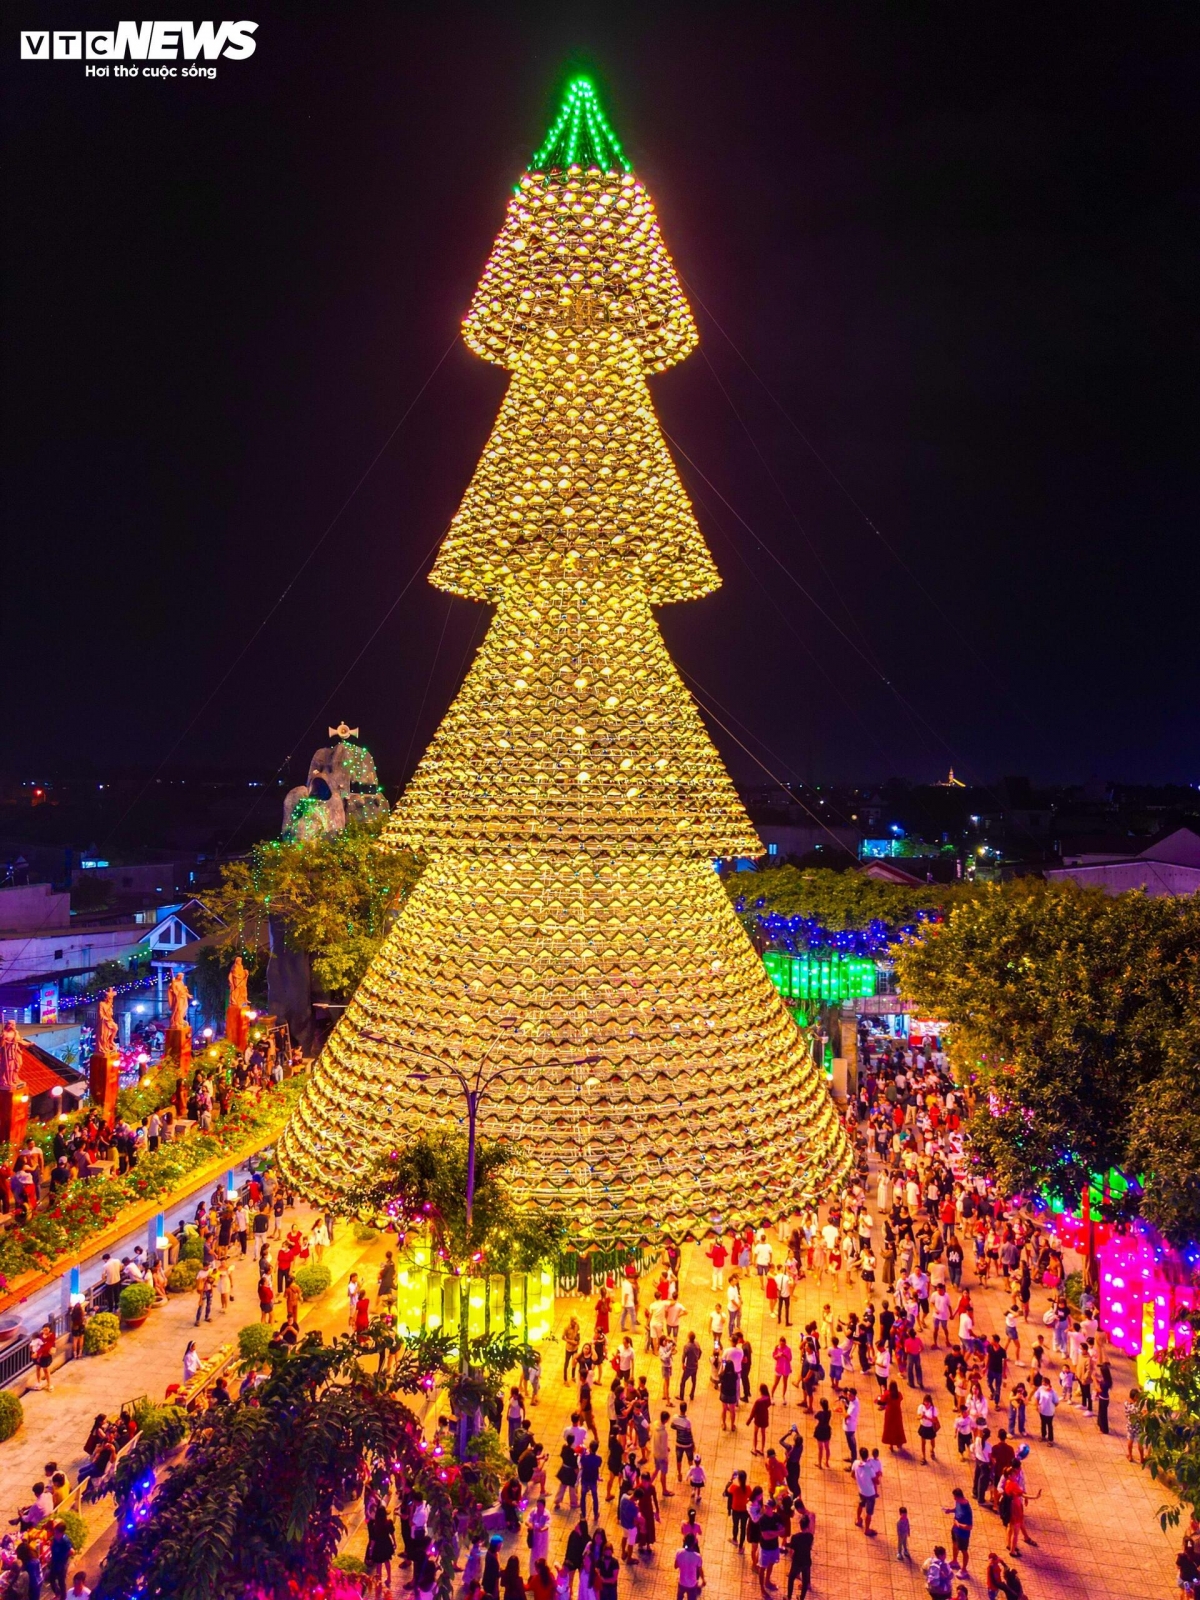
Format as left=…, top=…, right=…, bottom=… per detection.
left=1045, top=826, right=1200, bottom=897
left=0, top=883, right=201, bottom=1026
left=752, top=823, right=859, bottom=862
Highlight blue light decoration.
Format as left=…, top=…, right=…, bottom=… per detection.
left=736, top=904, right=940, bottom=958
left=59, top=973, right=156, bottom=1011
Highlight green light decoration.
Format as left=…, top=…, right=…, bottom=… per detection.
left=529, top=75, right=632, bottom=174
left=763, top=950, right=878, bottom=1005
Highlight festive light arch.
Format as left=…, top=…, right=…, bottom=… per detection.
left=279, top=76, right=852, bottom=1242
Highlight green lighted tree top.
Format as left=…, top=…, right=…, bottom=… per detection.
left=529, top=75, right=631, bottom=173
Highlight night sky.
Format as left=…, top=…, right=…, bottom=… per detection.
left=6, top=4, right=1199, bottom=792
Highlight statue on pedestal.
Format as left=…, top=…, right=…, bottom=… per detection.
left=97, top=988, right=119, bottom=1057
left=167, top=973, right=192, bottom=1033
left=0, top=1020, right=24, bottom=1092
left=228, top=956, right=249, bottom=1010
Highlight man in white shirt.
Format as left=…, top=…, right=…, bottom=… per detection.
left=777, top=1270, right=793, bottom=1326
left=619, top=1276, right=637, bottom=1332
left=616, top=1337, right=636, bottom=1380
left=842, top=1390, right=861, bottom=1464
left=852, top=1449, right=878, bottom=1532
left=932, top=1288, right=953, bottom=1346
left=726, top=1277, right=742, bottom=1337
left=100, top=1253, right=122, bottom=1313
left=648, top=1298, right=668, bottom=1352
left=1034, top=1379, right=1059, bottom=1444
left=563, top=1415, right=588, bottom=1454
left=753, top=1238, right=773, bottom=1278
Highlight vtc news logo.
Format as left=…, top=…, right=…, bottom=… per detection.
left=20, top=20, right=258, bottom=61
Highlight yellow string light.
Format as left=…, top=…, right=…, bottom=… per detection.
left=279, top=106, right=852, bottom=1242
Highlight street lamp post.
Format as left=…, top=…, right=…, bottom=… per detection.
left=362, top=1023, right=600, bottom=1457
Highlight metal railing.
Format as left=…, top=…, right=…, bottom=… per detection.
left=0, top=1280, right=108, bottom=1391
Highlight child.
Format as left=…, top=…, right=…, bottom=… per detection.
left=1058, top=1356, right=1075, bottom=1405
left=688, top=1453, right=706, bottom=1505
left=829, top=1337, right=845, bottom=1392
left=1029, top=1338, right=1046, bottom=1376
left=954, top=1406, right=975, bottom=1457
left=896, top=1506, right=911, bottom=1562
left=765, top=1448, right=787, bottom=1494
left=1007, top=1383, right=1028, bottom=1437
left=986, top=1551, right=1006, bottom=1600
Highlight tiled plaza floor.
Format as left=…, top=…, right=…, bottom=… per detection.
left=0, top=1198, right=1181, bottom=1599
left=0, top=1199, right=387, bottom=1556
left=523, top=1233, right=1180, bottom=1600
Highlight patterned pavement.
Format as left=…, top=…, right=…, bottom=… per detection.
left=516, top=1230, right=1180, bottom=1600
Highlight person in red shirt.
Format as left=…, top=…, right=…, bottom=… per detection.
left=355, top=1293, right=371, bottom=1341
left=707, top=1241, right=727, bottom=1291
left=276, top=1245, right=294, bottom=1294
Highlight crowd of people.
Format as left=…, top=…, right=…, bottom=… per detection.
left=2, top=1026, right=1183, bottom=1599
left=428, top=1026, right=1169, bottom=1600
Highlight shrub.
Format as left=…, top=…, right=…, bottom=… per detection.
left=138, top=1403, right=189, bottom=1450
left=58, top=1510, right=87, bottom=1551
left=178, top=1228, right=204, bottom=1263
left=332, top=1555, right=365, bottom=1575
left=0, top=1390, right=22, bottom=1441
left=119, top=1283, right=156, bottom=1322
left=1063, top=1269, right=1084, bottom=1311
left=167, top=1260, right=200, bottom=1292
left=83, top=1313, right=120, bottom=1355
left=292, top=1264, right=332, bottom=1301
left=238, top=1322, right=272, bottom=1364
left=353, top=1224, right=379, bottom=1243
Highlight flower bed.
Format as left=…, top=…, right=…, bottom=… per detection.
left=0, top=1074, right=307, bottom=1281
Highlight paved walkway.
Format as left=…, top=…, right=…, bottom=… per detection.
left=2, top=1202, right=1180, bottom=1599
left=0, top=1196, right=394, bottom=1565
left=496, top=1231, right=1180, bottom=1600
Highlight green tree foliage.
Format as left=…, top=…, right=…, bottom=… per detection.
left=206, top=819, right=422, bottom=998
left=338, top=1128, right=564, bottom=1272
left=337, top=1132, right=560, bottom=1428
left=1126, top=1019, right=1200, bottom=1248
left=96, top=1330, right=459, bottom=1600
left=0, top=1390, right=22, bottom=1441
left=1131, top=1311, right=1200, bottom=1528
left=728, top=864, right=945, bottom=934
left=897, top=880, right=1200, bottom=1237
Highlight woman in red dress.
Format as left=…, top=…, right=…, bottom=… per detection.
left=633, top=1472, right=658, bottom=1553
left=879, top=1379, right=907, bottom=1451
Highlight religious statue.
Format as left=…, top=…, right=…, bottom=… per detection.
left=167, top=973, right=192, bottom=1033
left=281, top=727, right=389, bottom=840
left=0, top=1020, right=23, bottom=1092
left=97, top=987, right=119, bottom=1057
left=228, top=956, right=249, bottom=1010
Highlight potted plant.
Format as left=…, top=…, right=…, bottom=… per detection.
left=0, top=1390, right=23, bottom=1442
left=83, top=1313, right=120, bottom=1354
left=118, top=1282, right=156, bottom=1329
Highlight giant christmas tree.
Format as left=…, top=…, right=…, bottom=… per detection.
left=279, top=78, right=851, bottom=1241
